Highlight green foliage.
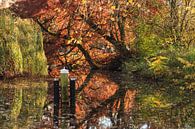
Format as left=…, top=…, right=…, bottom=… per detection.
left=10, top=89, right=23, bottom=120
left=146, top=56, right=169, bottom=76
left=174, top=49, right=195, bottom=91
left=130, top=80, right=195, bottom=128
left=125, top=8, right=195, bottom=91
left=0, top=9, right=48, bottom=76
left=135, top=23, right=164, bottom=57
left=139, top=94, right=169, bottom=108
left=16, top=19, right=47, bottom=75
left=123, top=58, right=153, bottom=78
left=0, top=81, right=48, bottom=128
left=124, top=46, right=195, bottom=92
left=0, top=18, right=23, bottom=75
left=19, top=82, right=48, bottom=126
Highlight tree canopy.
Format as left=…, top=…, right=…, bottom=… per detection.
left=9, top=0, right=165, bottom=70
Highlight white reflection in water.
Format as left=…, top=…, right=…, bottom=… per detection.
left=89, top=126, right=97, bottom=129
left=98, top=116, right=112, bottom=128
left=140, top=123, right=150, bottom=129
left=89, top=116, right=113, bottom=129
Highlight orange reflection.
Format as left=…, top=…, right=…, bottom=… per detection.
left=71, top=70, right=136, bottom=128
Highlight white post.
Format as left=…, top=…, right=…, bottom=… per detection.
left=60, top=67, right=69, bottom=103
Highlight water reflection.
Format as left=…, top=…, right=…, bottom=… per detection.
left=60, top=70, right=194, bottom=129
left=68, top=70, right=136, bottom=129
left=0, top=80, right=48, bottom=129
left=98, top=116, right=112, bottom=128
left=0, top=70, right=194, bottom=129
left=128, top=79, right=195, bottom=129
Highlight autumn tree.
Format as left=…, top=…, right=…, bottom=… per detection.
left=9, top=0, right=194, bottom=70
left=138, top=0, right=195, bottom=49
left=166, top=0, right=195, bottom=48
left=10, top=0, right=164, bottom=70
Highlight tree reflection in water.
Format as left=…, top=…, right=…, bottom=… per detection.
left=0, top=71, right=194, bottom=129
left=61, top=70, right=194, bottom=129
left=0, top=80, right=48, bottom=129
left=67, top=70, right=136, bottom=129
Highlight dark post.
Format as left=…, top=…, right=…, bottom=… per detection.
left=70, top=77, right=76, bottom=115
left=70, top=77, right=77, bottom=127
left=53, top=78, right=60, bottom=128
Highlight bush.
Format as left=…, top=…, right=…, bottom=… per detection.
left=135, top=23, right=164, bottom=57
left=124, top=42, right=195, bottom=91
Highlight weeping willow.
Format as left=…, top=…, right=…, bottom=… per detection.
left=18, top=81, right=48, bottom=128
left=0, top=10, right=23, bottom=75
left=0, top=81, right=48, bottom=128
left=10, top=88, right=23, bottom=120
left=0, top=9, right=48, bottom=76
left=17, top=19, right=48, bottom=75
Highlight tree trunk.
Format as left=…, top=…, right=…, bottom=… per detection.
left=76, top=44, right=99, bottom=69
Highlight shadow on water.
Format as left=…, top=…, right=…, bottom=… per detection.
left=0, top=70, right=194, bottom=129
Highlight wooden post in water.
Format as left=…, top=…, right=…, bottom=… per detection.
left=53, top=78, right=59, bottom=128
left=70, top=77, right=76, bottom=115
left=70, top=77, right=77, bottom=127
left=60, top=68, right=69, bottom=104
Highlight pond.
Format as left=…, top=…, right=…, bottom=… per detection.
left=0, top=70, right=194, bottom=129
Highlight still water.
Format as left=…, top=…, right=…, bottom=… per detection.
left=0, top=70, right=194, bottom=129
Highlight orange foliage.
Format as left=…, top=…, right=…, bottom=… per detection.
left=11, top=0, right=165, bottom=74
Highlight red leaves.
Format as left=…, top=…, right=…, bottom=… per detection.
left=11, top=0, right=61, bottom=18
left=10, top=0, right=166, bottom=73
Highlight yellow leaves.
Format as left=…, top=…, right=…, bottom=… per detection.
left=185, top=5, right=195, bottom=13
left=191, top=8, right=195, bottom=14
left=187, top=82, right=195, bottom=90
left=82, top=0, right=87, bottom=4
left=128, top=0, right=133, bottom=4
left=67, top=38, right=74, bottom=44
left=147, top=56, right=168, bottom=67
left=165, top=38, right=173, bottom=44
left=54, top=8, right=61, bottom=13
left=184, top=74, right=195, bottom=79
left=143, top=95, right=169, bottom=108
left=177, top=57, right=195, bottom=68
left=67, top=37, right=82, bottom=44
left=111, top=5, right=116, bottom=10
left=110, top=17, right=115, bottom=21
left=127, top=0, right=139, bottom=6
left=137, top=4, right=141, bottom=8
left=185, top=6, right=191, bottom=11
left=157, top=56, right=168, bottom=60
left=147, top=56, right=169, bottom=75
left=77, top=37, right=82, bottom=44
